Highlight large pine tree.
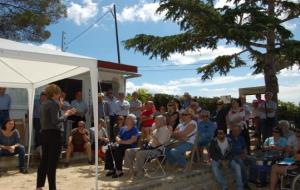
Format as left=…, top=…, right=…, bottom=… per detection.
left=124, top=0, right=300, bottom=103
left=0, top=0, right=66, bottom=42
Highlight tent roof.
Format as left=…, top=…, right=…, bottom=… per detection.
left=0, top=38, right=97, bottom=89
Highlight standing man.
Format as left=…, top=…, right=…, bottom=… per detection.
left=258, top=92, right=277, bottom=141
left=115, top=92, right=130, bottom=117
left=0, top=87, right=11, bottom=127
left=130, top=91, right=142, bottom=129
left=33, top=92, right=47, bottom=148
left=105, top=89, right=118, bottom=140
left=70, top=91, right=87, bottom=128
left=213, top=100, right=228, bottom=133
left=36, top=84, right=76, bottom=190
left=98, top=93, right=109, bottom=119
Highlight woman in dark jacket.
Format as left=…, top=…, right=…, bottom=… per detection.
left=36, top=84, right=76, bottom=190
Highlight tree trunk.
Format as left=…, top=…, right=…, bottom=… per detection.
left=264, top=0, right=279, bottom=104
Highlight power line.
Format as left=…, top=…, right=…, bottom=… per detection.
left=66, top=9, right=112, bottom=46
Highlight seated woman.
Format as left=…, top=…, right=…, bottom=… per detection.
left=112, top=115, right=125, bottom=142
left=0, top=119, right=26, bottom=173
left=104, top=114, right=139, bottom=178
left=263, top=127, right=287, bottom=156
left=166, top=108, right=197, bottom=169
left=269, top=126, right=300, bottom=190
left=91, top=119, right=109, bottom=160
left=65, top=121, right=92, bottom=167
left=166, top=100, right=180, bottom=131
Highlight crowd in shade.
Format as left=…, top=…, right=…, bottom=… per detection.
left=0, top=87, right=300, bottom=190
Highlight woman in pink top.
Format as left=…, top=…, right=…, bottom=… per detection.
left=226, top=99, right=246, bottom=132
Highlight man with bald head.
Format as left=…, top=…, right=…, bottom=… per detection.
left=124, top=115, right=171, bottom=177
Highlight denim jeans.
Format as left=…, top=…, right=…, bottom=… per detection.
left=166, top=141, right=193, bottom=167
left=234, top=158, right=248, bottom=186
left=0, top=145, right=25, bottom=169
left=211, top=160, right=244, bottom=190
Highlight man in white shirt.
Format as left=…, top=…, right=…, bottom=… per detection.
left=130, top=91, right=142, bottom=129
left=124, top=115, right=171, bottom=177
left=258, top=92, right=277, bottom=141
left=105, top=89, right=118, bottom=140
left=115, top=92, right=130, bottom=117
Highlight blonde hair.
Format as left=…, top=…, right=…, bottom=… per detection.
left=44, top=84, right=61, bottom=99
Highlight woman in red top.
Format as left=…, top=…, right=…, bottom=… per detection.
left=141, top=101, right=155, bottom=140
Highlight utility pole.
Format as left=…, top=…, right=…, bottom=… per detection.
left=112, top=4, right=121, bottom=64
left=61, top=31, right=66, bottom=52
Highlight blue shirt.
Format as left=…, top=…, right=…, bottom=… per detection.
left=118, top=126, right=139, bottom=147
left=0, top=129, right=20, bottom=146
left=229, top=134, right=246, bottom=156
left=71, top=99, right=87, bottom=113
left=0, top=94, right=11, bottom=110
left=264, top=137, right=287, bottom=147
left=197, top=120, right=216, bottom=143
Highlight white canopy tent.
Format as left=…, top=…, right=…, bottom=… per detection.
left=0, top=38, right=100, bottom=190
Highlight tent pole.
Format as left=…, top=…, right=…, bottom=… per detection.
left=90, top=68, right=99, bottom=190
left=27, top=87, right=35, bottom=170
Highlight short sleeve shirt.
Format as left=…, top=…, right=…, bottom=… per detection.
left=130, top=99, right=142, bottom=117
left=264, top=137, right=287, bottom=147
left=118, top=126, right=139, bottom=147
left=258, top=100, right=277, bottom=119
left=230, top=135, right=246, bottom=156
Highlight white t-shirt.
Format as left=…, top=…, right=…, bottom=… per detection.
left=178, top=120, right=197, bottom=144
left=258, top=100, right=277, bottom=119
left=217, top=138, right=229, bottom=155
left=115, top=99, right=130, bottom=116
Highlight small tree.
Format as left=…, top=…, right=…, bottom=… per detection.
left=124, top=0, right=300, bottom=103
left=0, top=0, right=66, bottom=42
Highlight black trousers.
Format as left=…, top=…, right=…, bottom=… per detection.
left=37, top=130, right=61, bottom=190
left=105, top=144, right=131, bottom=171
left=109, top=115, right=117, bottom=141
left=33, top=118, right=41, bottom=148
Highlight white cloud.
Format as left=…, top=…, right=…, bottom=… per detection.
left=214, top=0, right=236, bottom=8
left=38, top=43, right=61, bottom=51
left=128, top=66, right=300, bottom=103
left=117, top=2, right=165, bottom=23
left=67, top=0, right=99, bottom=25
left=281, top=21, right=297, bottom=31
left=27, top=43, right=61, bottom=51
left=168, top=46, right=243, bottom=65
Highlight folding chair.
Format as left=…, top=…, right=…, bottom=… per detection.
left=186, top=133, right=201, bottom=171
left=143, top=143, right=169, bottom=178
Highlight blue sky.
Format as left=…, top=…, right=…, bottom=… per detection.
left=41, top=0, right=300, bottom=104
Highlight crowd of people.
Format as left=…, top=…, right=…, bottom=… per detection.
left=0, top=85, right=300, bottom=190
